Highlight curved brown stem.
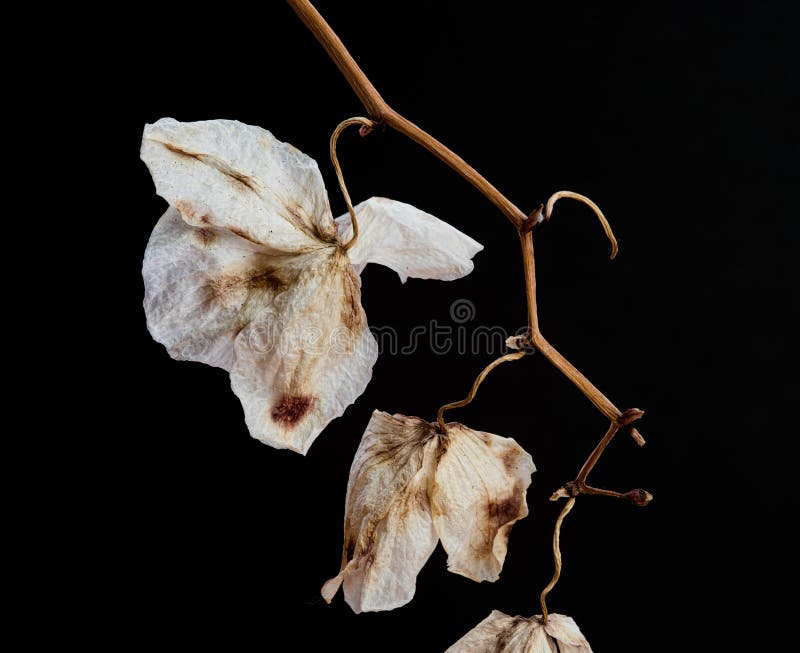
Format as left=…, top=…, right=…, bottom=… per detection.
left=545, top=190, right=619, bottom=260
left=540, top=497, right=576, bottom=624
left=287, top=0, right=645, bottom=443
left=288, top=0, right=526, bottom=229
left=330, top=117, right=374, bottom=251
left=436, top=352, right=526, bottom=432
left=520, top=232, right=645, bottom=446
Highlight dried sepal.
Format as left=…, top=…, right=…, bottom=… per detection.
left=321, top=412, right=439, bottom=611
left=323, top=411, right=535, bottom=612
left=142, top=118, right=336, bottom=254
left=335, top=197, right=483, bottom=282
left=433, top=424, right=535, bottom=582
left=446, top=611, right=593, bottom=653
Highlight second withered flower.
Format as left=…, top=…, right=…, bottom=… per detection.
left=322, top=410, right=536, bottom=612
left=446, top=611, right=593, bottom=652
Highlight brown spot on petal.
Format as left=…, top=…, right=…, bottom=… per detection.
left=208, top=268, right=287, bottom=299
left=225, top=169, right=259, bottom=194
left=501, top=448, right=518, bottom=472
left=175, top=200, right=212, bottom=225
left=163, top=142, right=202, bottom=161
left=271, top=394, right=315, bottom=426
left=229, top=226, right=262, bottom=245
left=496, top=617, right=531, bottom=649
left=194, top=228, right=215, bottom=247
left=340, top=271, right=364, bottom=332
left=492, top=492, right=524, bottom=526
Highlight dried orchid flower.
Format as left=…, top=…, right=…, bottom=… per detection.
left=322, top=410, right=535, bottom=612
left=446, top=611, right=593, bottom=653
left=140, top=118, right=482, bottom=454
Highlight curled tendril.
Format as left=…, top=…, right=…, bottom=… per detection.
left=545, top=190, right=619, bottom=260
left=330, top=117, right=375, bottom=252
left=436, top=351, right=526, bottom=433
left=540, top=497, right=576, bottom=624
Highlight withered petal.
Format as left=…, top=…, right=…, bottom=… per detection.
left=432, top=423, right=536, bottom=582
left=542, top=614, right=594, bottom=651
left=446, top=611, right=593, bottom=653
left=445, top=611, right=536, bottom=652
left=230, top=251, right=377, bottom=454
left=335, top=197, right=483, bottom=282
left=322, top=411, right=440, bottom=612
left=142, top=118, right=337, bottom=253
left=143, top=207, right=298, bottom=370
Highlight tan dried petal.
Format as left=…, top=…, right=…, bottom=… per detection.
left=230, top=250, right=377, bottom=454
left=142, top=118, right=337, bottom=253
left=322, top=411, right=439, bottom=612
left=446, top=611, right=593, bottom=653
left=336, top=197, right=483, bottom=282
left=324, top=414, right=536, bottom=612
left=432, top=424, right=536, bottom=582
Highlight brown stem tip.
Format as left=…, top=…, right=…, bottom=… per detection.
left=623, top=489, right=654, bottom=507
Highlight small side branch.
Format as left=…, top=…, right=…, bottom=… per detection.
left=551, top=409, right=652, bottom=507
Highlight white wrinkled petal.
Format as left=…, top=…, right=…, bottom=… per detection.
left=230, top=250, right=377, bottom=454
left=432, top=424, right=535, bottom=582
left=143, top=207, right=297, bottom=370
left=142, top=118, right=337, bottom=253
left=446, top=612, right=592, bottom=653
left=543, top=614, right=593, bottom=652
left=336, top=197, right=483, bottom=282
left=445, top=611, right=535, bottom=652
left=322, top=412, right=440, bottom=612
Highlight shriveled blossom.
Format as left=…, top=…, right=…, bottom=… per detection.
left=446, top=611, right=593, bottom=653
left=140, top=118, right=482, bottom=454
left=322, top=410, right=535, bottom=612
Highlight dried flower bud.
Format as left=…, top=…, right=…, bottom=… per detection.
left=624, top=488, right=653, bottom=506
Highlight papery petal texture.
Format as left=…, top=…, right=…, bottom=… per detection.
left=433, top=424, right=535, bottom=582
left=142, top=118, right=483, bottom=455
left=445, top=611, right=536, bottom=652
left=542, top=614, right=593, bottom=653
left=230, top=250, right=378, bottom=454
left=143, top=207, right=298, bottom=370
left=446, top=611, right=593, bottom=653
left=323, top=413, right=536, bottom=611
left=336, top=197, right=483, bottom=281
left=142, top=117, right=337, bottom=253
left=322, top=411, right=439, bottom=611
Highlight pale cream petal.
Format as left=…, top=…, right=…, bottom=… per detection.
left=542, top=614, right=593, bottom=652
left=322, top=411, right=440, bottom=612
left=336, top=197, right=483, bottom=282
left=143, top=206, right=298, bottom=370
left=446, top=612, right=590, bottom=653
left=229, top=250, right=377, bottom=454
left=432, top=423, right=536, bottom=582
left=445, top=611, right=539, bottom=652
left=142, top=118, right=338, bottom=253
left=530, top=627, right=560, bottom=653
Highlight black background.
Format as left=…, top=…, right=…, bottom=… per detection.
left=109, top=1, right=797, bottom=650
